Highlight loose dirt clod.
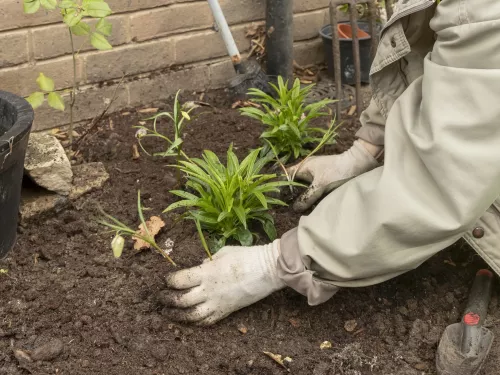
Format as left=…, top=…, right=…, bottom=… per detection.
left=30, top=338, right=64, bottom=361
left=344, top=319, right=358, bottom=332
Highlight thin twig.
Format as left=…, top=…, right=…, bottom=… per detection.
left=73, top=74, right=126, bottom=149
left=69, top=29, right=77, bottom=146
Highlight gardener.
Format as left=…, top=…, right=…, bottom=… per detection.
left=160, top=0, right=500, bottom=326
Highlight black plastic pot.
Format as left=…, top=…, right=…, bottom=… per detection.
left=320, top=22, right=381, bottom=85
left=0, top=91, right=34, bottom=258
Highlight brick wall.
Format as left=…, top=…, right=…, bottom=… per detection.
left=0, top=0, right=333, bottom=131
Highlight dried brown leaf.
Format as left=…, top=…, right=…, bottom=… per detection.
left=133, top=216, right=165, bottom=250
left=137, top=107, right=159, bottom=114
left=263, top=352, right=291, bottom=371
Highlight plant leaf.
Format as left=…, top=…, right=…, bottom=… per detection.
left=235, top=228, right=253, bottom=246
left=40, top=0, right=57, bottom=9
left=63, top=9, right=84, bottom=27
left=84, top=0, right=112, bottom=18
left=263, top=220, right=277, bottom=241
left=47, top=92, right=65, bottom=111
left=95, top=17, right=113, bottom=36
left=26, top=92, right=44, bottom=109
left=36, top=73, right=54, bottom=92
left=71, top=21, right=91, bottom=36
left=23, top=0, right=40, bottom=14
left=59, top=0, right=76, bottom=8
left=90, top=32, right=112, bottom=50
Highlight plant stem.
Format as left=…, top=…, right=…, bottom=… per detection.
left=195, top=220, right=213, bottom=261
left=69, top=28, right=77, bottom=147
left=176, top=146, right=182, bottom=186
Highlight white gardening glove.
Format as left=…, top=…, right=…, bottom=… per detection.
left=158, top=240, right=285, bottom=326
left=287, top=140, right=381, bottom=212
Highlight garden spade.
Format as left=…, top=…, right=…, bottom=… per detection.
left=436, top=269, right=495, bottom=375
left=206, top=0, right=270, bottom=98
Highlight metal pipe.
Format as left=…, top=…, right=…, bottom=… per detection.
left=329, top=1, right=342, bottom=117
left=266, top=0, right=294, bottom=81
left=349, top=0, right=362, bottom=117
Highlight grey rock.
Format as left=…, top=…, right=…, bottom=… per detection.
left=24, top=133, right=73, bottom=195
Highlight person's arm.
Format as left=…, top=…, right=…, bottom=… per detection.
left=356, top=97, right=386, bottom=147
left=278, top=0, right=500, bottom=305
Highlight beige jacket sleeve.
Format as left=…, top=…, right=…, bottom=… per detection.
left=356, top=98, right=386, bottom=146
left=278, top=0, right=500, bottom=305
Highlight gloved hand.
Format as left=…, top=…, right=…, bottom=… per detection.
left=158, top=240, right=285, bottom=326
left=287, top=140, right=381, bottom=213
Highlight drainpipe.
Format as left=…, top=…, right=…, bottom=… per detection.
left=266, top=0, right=294, bottom=82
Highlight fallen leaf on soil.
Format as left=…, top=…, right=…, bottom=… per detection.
left=237, top=324, right=248, bottom=334
left=132, top=144, right=140, bottom=160
left=232, top=100, right=261, bottom=109
left=344, top=319, right=358, bottom=332
left=320, top=341, right=332, bottom=350
left=13, top=349, right=32, bottom=363
left=444, top=259, right=456, bottom=266
left=137, top=107, right=159, bottom=114
left=109, top=119, right=114, bottom=130
left=288, top=318, right=300, bottom=328
left=263, top=352, right=292, bottom=371
left=138, top=121, right=146, bottom=125
left=133, top=216, right=165, bottom=250
left=347, top=105, right=357, bottom=116
left=122, top=111, right=131, bottom=116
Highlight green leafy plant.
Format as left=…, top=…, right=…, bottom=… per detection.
left=26, top=73, right=65, bottom=111
left=24, top=0, right=113, bottom=144
left=239, top=76, right=336, bottom=164
left=134, top=90, right=195, bottom=185
left=164, top=146, right=300, bottom=253
left=98, top=191, right=177, bottom=266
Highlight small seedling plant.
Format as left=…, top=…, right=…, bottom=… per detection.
left=99, top=191, right=177, bottom=266
left=164, top=146, right=301, bottom=253
left=239, top=76, right=336, bottom=164
left=24, top=0, right=113, bottom=144
left=134, top=90, right=195, bottom=185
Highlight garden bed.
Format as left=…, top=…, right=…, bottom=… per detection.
left=0, top=88, right=498, bottom=375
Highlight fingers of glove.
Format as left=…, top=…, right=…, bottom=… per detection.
left=293, top=183, right=326, bottom=213
left=165, top=267, right=203, bottom=290
left=195, top=311, right=231, bottom=327
left=286, top=160, right=313, bottom=182
left=162, top=305, right=212, bottom=324
left=157, top=287, right=207, bottom=308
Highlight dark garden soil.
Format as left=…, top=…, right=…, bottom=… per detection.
left=1, top=87, right=500, bottom=375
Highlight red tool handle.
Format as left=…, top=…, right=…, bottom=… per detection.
left=461, top=269, right=494, bottom=355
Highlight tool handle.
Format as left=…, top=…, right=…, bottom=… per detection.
left=461, top=269, right=494, bottom=355
left=206, top=0, right=242, bottom=72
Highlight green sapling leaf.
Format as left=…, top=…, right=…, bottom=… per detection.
left=95, top=18, right=113, bottom=36
left=26, top=92, right=45, bottom=109
left=36, top=73, right=55, bottom=92
left=71, top=21, right=91, bottom=36
left=84, top=1, right=111, bottom=18
left=23, top=0, right=40, bottom=14
left=90, top=32, right=112, bottom=50
left=63, top=9, right=84, bottom=27
left=40, top=0, right=57, bottom=10
left=47, top=92, right=65, bottom=111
